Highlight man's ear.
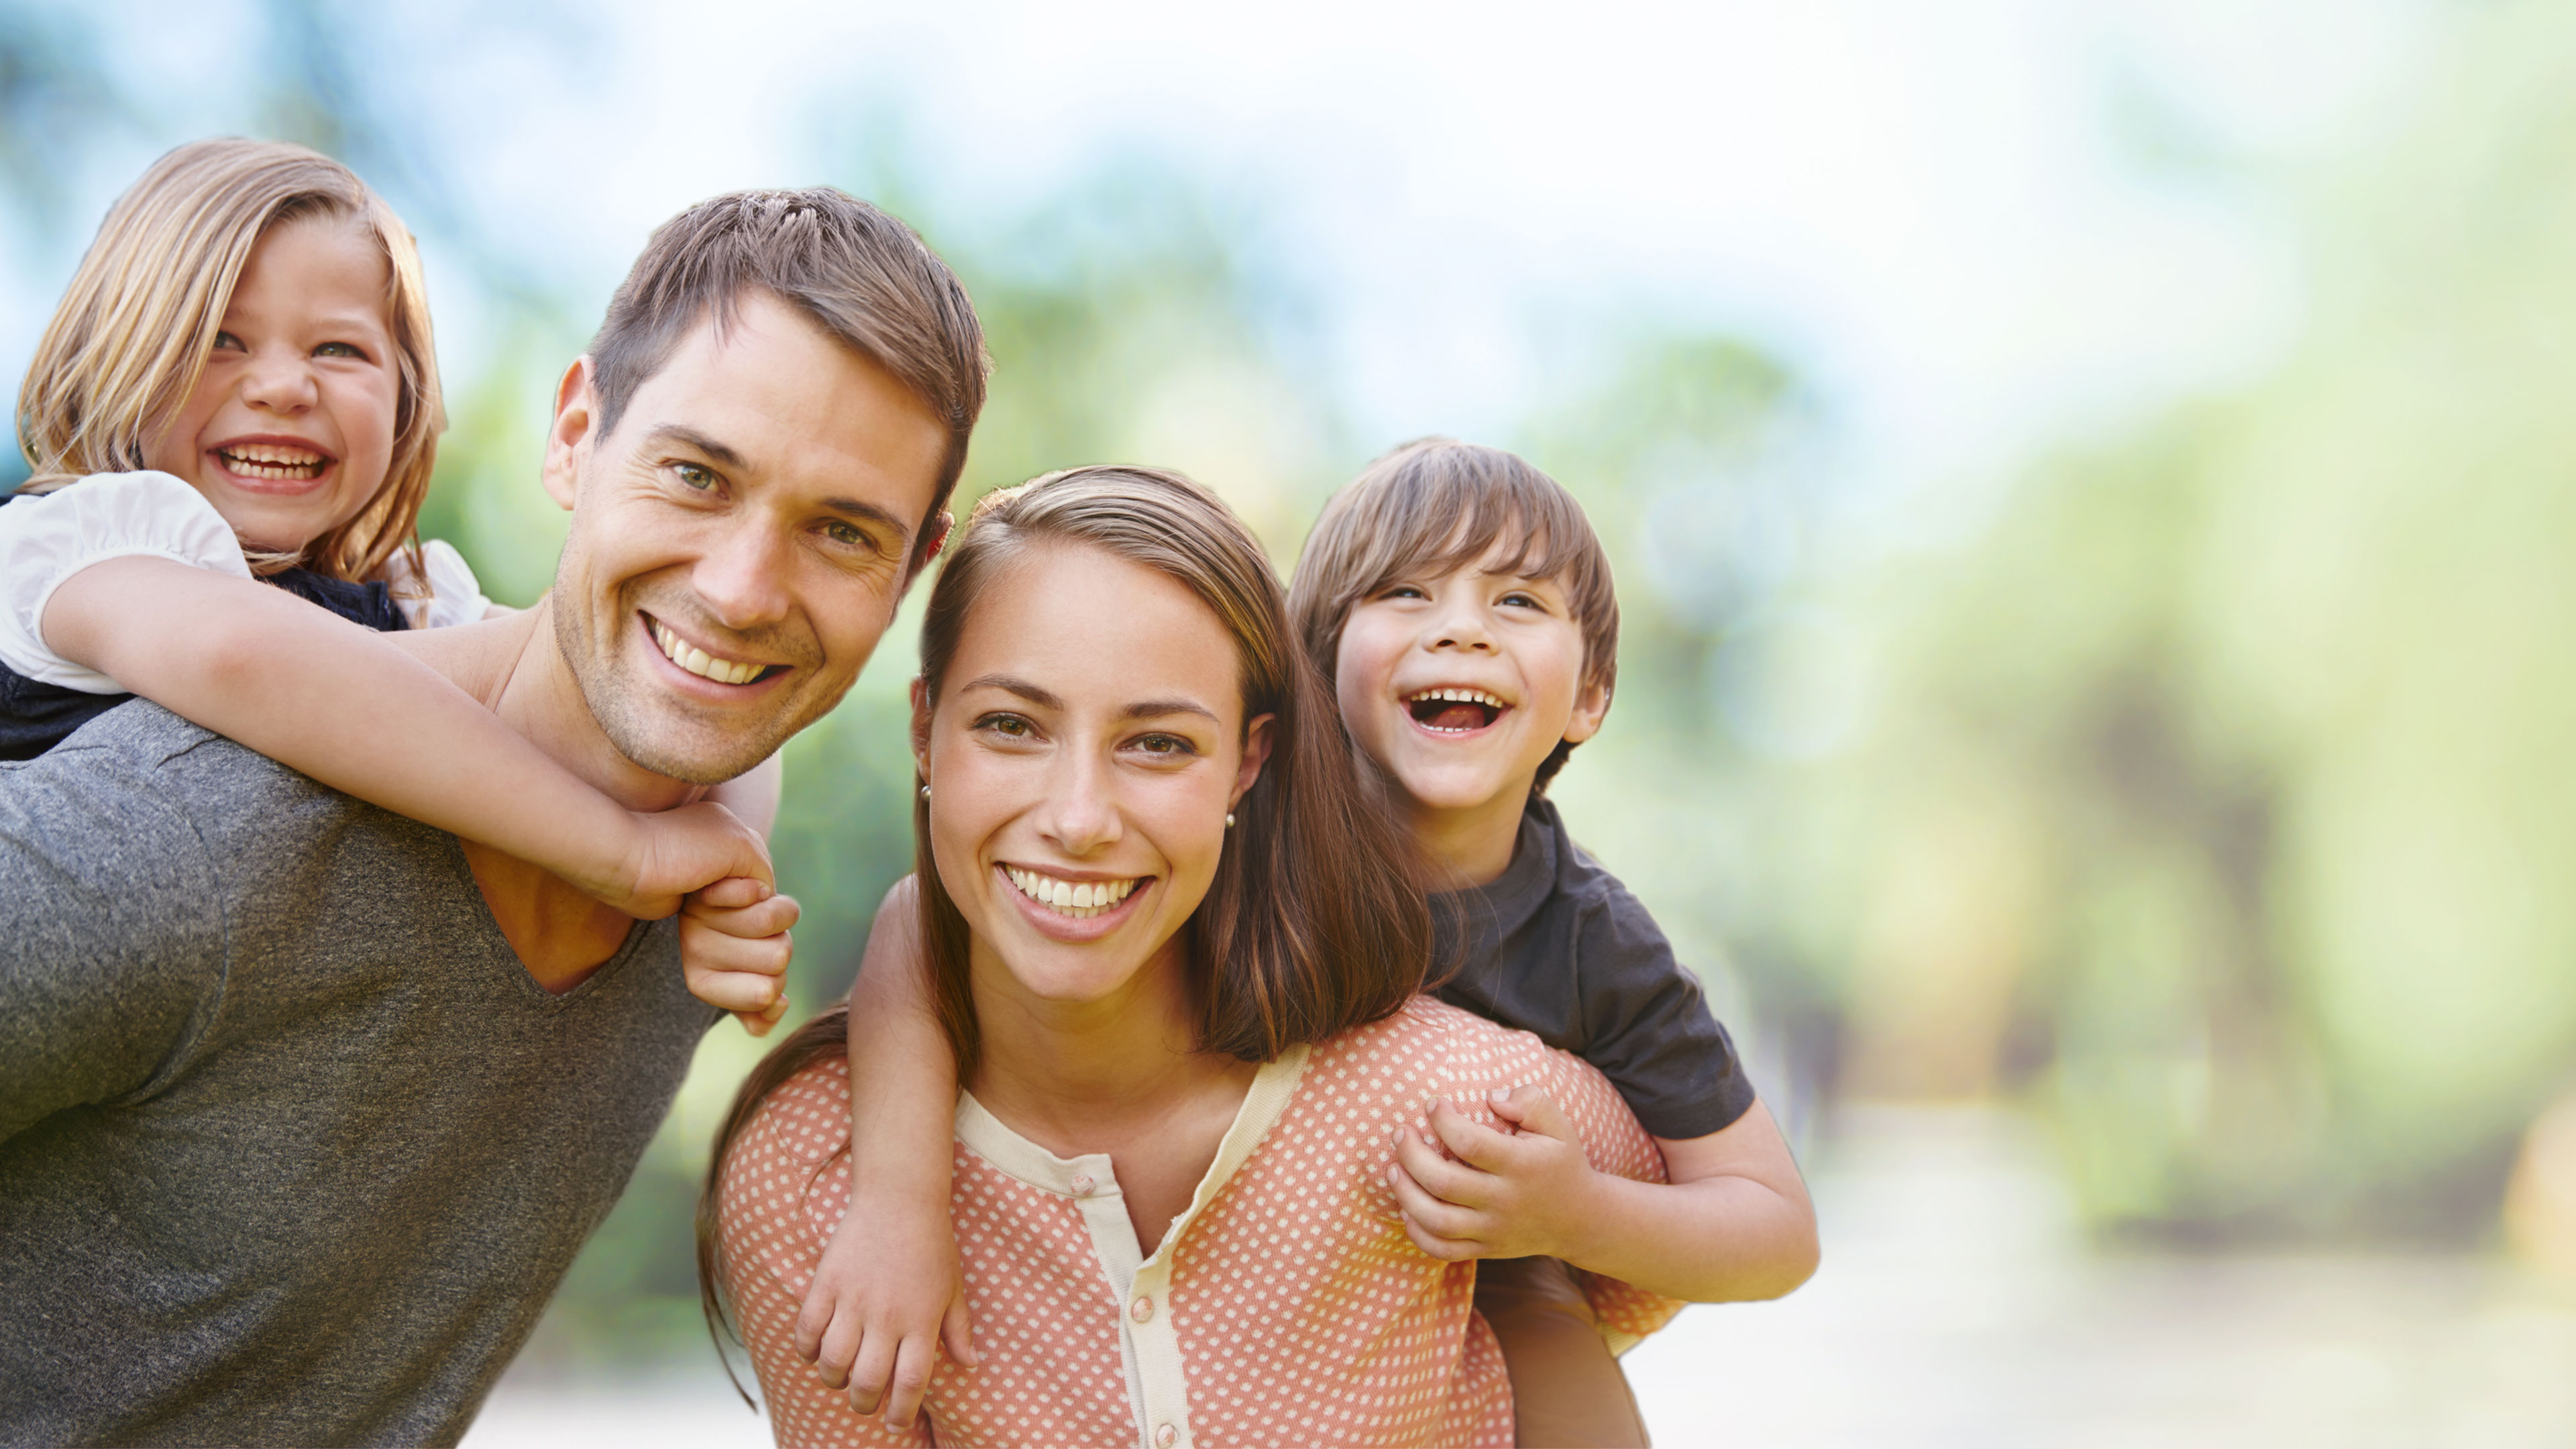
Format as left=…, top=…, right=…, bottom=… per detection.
left=540, top=357, right=600, bottom=512
left=922, top=511, right=955, bottom=564
left=1562, top=678, right=1612, bottom=747
left=1231, top=712, right=1277, bottom=808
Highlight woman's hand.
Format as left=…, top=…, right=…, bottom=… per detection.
left=680, top=875, right=798, bottom=1035
left=796, top=1179, right=977, bottom=1428
left=1385, top=1086, right=1603, bottom=1262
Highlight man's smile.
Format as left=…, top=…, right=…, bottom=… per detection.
left=643, top=612, right=782, bottom=688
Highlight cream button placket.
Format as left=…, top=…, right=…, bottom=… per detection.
left=1155, top=1424, right=1179, bottom=1448
left=1130, top=1295, right=1155, bottom=1324
left=1069, top=1173, right=1094, bottom=1197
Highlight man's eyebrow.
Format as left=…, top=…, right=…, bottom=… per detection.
left=816, top=494, right=913, bottom=543
left=639, top=425, right=749, bottom=473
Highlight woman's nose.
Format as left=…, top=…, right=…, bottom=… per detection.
left=1040, top=753, right=1123, bottom=856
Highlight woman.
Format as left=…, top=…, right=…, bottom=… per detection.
left=702, top=467, right=1680, bottom=1448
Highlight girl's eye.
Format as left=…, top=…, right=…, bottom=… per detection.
left=312, top=341, right=366, bottom=360
left=212, top=331, right=246, bottom=352
left=674, top=462, right=718, bottom=492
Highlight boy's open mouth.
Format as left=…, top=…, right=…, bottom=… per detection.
left=1406, top=687, right=1509, bottom=733
left=214, top=441, right=332, bottom=482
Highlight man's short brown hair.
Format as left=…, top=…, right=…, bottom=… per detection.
left=588, top=188, right=987, bottom=568
left=1289, top=437, right=1619, bottom=794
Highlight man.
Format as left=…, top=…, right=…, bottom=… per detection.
left=0, top=189, right=986, bottom=1446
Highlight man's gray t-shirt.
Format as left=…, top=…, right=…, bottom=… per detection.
left=0, top=704, right=718, bottom=1447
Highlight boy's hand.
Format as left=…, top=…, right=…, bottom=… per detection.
left=796, top=1186, right=977, bottom=1428
left=1385, top=1086, right=1602, bottom=1263
left=596, top=800, right=775, bottom=920
left=680, top=875, right=798, bottom=1036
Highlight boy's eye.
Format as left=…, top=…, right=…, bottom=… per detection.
left=674, top=462, right=718, bottom=492
left=1381, top=584, right=1428, bottom=601
left=311, top=341, right=368, bottom=360
left=1500, top=592, right=1541, bottom=609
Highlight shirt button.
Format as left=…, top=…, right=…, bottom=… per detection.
left=1130, top=1295, right=1155, bottom=1324
left=1155, top=1425, right=1179, bottom=1448
left=1069, top=1173, right=1095, bottom=1197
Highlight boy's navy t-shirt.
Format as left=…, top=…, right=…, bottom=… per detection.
left=1430, top=794, right=1756, bottom=1140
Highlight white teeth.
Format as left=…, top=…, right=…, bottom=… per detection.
left=1004, top=866, right=1140, bottom=920
left=651, top=620, right=767, bottom=686
left=1409, top=686, right=1507, bottom=708
left=219, top=443, right=328, bottom=480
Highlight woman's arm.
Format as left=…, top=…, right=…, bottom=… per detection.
left=42, top=555, right=769, bottom=918
left=796, top=874, right=975, bottom=1430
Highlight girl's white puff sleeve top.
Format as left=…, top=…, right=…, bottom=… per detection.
left=0, top=471, right=250, bottom=693
left=0, top=470, right=494, bottom=692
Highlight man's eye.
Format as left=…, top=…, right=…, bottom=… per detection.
left=312, top=341, right=366, bottom=360
left=674, top=462, right=718, bottom=492
left=824, top=521, right=869, bottom=550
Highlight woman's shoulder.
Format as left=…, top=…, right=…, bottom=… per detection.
left=1315, top=994, right=1572, bottom=1089
left=726, top=1053, right=853, bottom=1176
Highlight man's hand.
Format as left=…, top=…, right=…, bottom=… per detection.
left=680, top=876, right=797, bottom=1035
left=796, top=1178, right=976, bottom=1428
left=1386, top=1086, right=1603, bottom=1263
left=592, top=800, right=775, bottom=920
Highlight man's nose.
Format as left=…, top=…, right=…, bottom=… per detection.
left=1039, top=748, right=1123, bottom=857
left=239, top=350, right=319, bottom=415
left=692, top=521, right=795, bottom=631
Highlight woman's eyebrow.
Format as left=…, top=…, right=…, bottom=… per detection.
left=1121, top=699, right=1219, bottom=724
left=961, top=675, right=1061, bottom=710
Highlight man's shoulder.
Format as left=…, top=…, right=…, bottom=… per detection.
left=0, top=701, right=356, bottom=863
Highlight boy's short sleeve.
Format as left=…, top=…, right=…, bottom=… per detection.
left=1568, top=884, right=1758, bottom=1141
left=1431, top=798, right=1759, bottom=1142
left=0, top=472, right=251, bottom=692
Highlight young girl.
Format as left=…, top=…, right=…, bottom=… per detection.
left=5, top=138, right=788, bottom=1023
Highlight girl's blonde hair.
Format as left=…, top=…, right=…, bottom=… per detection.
left=13, top=138, right=445, bottom=583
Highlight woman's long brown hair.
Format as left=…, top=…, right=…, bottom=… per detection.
left=696, top=466, right=1435, bottom=1393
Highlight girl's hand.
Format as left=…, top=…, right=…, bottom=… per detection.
left=1386, top=1086, right=1603, bottom=1262
left=796, top=1180, right=977, bottom=1428
left=594, top=800, right=775, bottom=920
left=680, top=876, right=798, bottom=1035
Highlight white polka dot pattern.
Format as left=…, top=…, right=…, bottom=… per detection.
left=716, top=997, right=1680, bottom=1448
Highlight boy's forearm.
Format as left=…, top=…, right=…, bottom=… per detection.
left=1556, top=1170, right=1819, bottom=1303
left=845, top=877, right=961, bottom=1191
left=45, top=559, right=641, bottom=891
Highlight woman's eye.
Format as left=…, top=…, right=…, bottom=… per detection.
left=1132, top=733, right=1196, bottom=757
left=312, top=341, right=366, bottom=360
left=976, top=713, right=1034, bottom=739
left=674, top=462, right=718, bottom=492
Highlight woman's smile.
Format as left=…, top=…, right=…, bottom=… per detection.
left=997, top=862, right=1155, bottom=941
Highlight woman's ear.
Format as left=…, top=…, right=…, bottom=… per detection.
left=1231, top=712, right=1278, bottom=808
left=910, top=676, right=935, bottom=776
left=540, top=357, right=598, bottom=512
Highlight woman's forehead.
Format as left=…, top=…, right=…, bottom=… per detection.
left=949, top=541, right=1242, bottom=710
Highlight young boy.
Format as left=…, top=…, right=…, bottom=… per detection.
left=792, top=439, right=1818, bottom=1446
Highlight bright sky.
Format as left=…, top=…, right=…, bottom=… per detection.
left=7, top=0, right=2429, bottom=516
